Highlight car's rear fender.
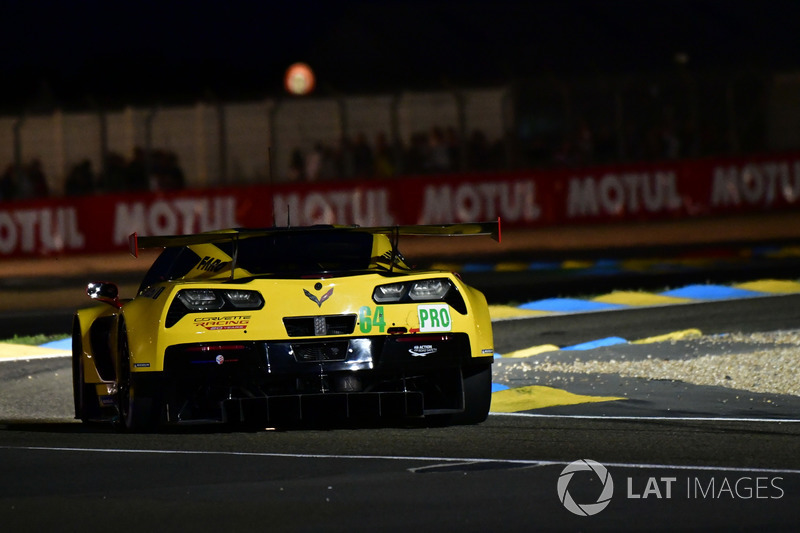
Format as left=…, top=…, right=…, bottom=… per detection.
left=75, top=305, right=120, bottom=384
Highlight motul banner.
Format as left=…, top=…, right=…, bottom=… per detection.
left=2, top=152, right=800, bottom=257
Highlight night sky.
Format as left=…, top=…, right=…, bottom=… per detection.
left=1, top=0, right=799, bottom=111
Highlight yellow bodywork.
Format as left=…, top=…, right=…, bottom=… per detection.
left=113, top=272, right=493, bottom=373
left=76, top=231, right=494, bottom=381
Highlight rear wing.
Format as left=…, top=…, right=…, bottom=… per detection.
left=128, top=219, right=501, bottom=258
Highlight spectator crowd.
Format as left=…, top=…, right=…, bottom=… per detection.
left=284, top=115, right=702, bottom=184
left=0, top=148, right=185, bottom=201
left=0, top=91, right=766, bottom=201
left=0, top=159, right=48, bottom=200
left=287, top=126, right=506, bottom=182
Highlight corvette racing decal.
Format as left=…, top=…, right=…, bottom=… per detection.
left=193, top=315, right=251, bottom=330
left=304, top=287, right=333, bottom=307
left=417, top=304, right=452, bottom=332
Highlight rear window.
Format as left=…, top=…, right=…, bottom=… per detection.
left=139, top=246, right=200, bottom=291
left=219, top=231, right=374, bottom=275
left=139, top=230, right=376, bottom=288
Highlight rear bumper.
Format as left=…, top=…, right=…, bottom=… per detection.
left=156, top=333, right=491, bottom=424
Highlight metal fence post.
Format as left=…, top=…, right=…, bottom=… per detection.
left=13, top=116, right=23, bottom=182
left=144, top=106, right=159, bottom=187
left=217, top=102, right=228, bottom=185
left=268, top=98, right=281, bottom=182
left=390, top=92, right=403, bottom=175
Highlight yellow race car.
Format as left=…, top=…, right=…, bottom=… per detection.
left=72, top=221, right=499, bottom=431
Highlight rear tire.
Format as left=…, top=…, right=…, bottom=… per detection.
left=451, top=363, right=493, bottom=425
left=72, top=317, right=100, bottom=422
left=117, top=323, right=163, bottom=432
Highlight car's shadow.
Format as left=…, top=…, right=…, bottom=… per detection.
left=0, top=416, right=458, bottom=435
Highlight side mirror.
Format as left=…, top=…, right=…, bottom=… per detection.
left=87, top=282, right=122, bottom=309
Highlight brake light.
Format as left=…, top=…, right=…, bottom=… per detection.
left=185, top=345, right=247, bottom=352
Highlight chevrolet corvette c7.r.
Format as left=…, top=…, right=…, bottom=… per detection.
left=71, top=221, right=499, bottom=431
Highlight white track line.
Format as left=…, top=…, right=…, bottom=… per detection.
left=0, top=353, right=70, bottom=363
left=2, top=445, right=799, bottom=475
left=491, top=412, right=800, bottom=423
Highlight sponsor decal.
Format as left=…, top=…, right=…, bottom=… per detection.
left=711, top=160, right=800, bottom=207
left=215, top=355, right=225, bottom=365
left=481, top=348, right=494, bottom=355
left=0, top=206, right=85, bottom=254
left=566, top=172, right=682, bottom=218
left=417, top=304, right=452, bottom=332
left=304, top=287, right=333, bottom=307
left=112, top=196, right=239, bottom=246
left=419, top=180, right=541, bottom=224
left=193, top=315, right=251, bottom=330
left=273, top=190, right=395, bottom=226
left=196, top=256, right=230, bottom=272
left=133, top=362, right=151, bottom=368
left=409, top=344, right=437, bottom=357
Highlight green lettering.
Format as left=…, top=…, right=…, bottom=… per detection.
left=440, top=308, right=450, bottom=328
left=359, top=306, right=372, bottom=333
left=419, top=308, right=429, bottom=328
left=374, top=305, right=386, bottom=332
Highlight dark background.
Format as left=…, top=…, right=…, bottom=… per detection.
left=2, top=0, right=799, bottom=111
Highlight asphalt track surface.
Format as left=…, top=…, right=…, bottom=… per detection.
left=2, top=293, right=800, bottom=530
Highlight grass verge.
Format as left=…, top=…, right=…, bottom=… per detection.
left=0, top=333, right=70, bottom=346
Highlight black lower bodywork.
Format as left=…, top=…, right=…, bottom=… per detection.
left=121, top=333, right=492, bottom=429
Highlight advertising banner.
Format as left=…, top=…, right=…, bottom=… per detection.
left=2, top=152, right=800, bottom=257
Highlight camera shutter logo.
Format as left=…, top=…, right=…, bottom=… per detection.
left=557, top=459, right=614, bottom=516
